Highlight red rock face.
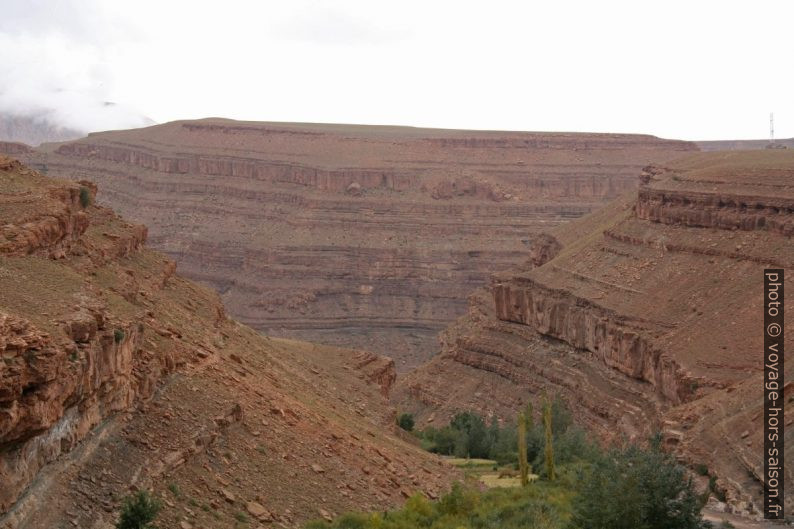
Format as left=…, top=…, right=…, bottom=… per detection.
left=0, top=158, right=168, bottom=513
left=25, top=119, right=696, bottom=369
left=396, top=150, right=794, bottom=518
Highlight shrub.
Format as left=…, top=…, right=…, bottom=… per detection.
left=116, top=491, right=161, bottom=529
left=79, top=186, right=91, bottom=208
left=571, top=437, right=708, bottom=529
left=449, top=411, right=490, bottom=458
left=397, top=412, right=415, bottom=432
left=438, top=482, right=479, bottom=516
left=114, top=329, right=126, bottom=344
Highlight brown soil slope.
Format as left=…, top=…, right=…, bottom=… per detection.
left=0, top=157, right=457, bottom=529
left=395, top=150, right=794, bottom=518
left=20, top=119, right=696, bottom=370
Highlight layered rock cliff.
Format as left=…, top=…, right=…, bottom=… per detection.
left=0, top=157, right=457, bottom=529
left=395, top=150, right=794, bottom=517
left=21, top=119, right=696, bottom=369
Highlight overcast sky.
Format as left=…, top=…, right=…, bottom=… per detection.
left=1, top=0, right=792, bottom=140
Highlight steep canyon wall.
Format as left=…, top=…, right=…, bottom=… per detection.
left=20, top=119, right=696, bottom=369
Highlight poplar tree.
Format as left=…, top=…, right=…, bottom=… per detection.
left=517, top=411, right=529, bottom=486
left=524, top=401, right=534, bottom=432
left=543, top=396, right=555, bottom=480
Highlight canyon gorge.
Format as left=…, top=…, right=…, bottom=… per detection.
left=395, top=150, right=794, bottom=517
left=1, top=122, right=791, bottom=526
left=16, top=119, right=696, bottom=370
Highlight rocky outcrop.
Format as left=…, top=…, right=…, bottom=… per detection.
left=0, top=312, right=146, bottom=513
left=0, top=159, right=91, bottom=257
left=524, top=233, right=562, bottom=268
left=26, top=119, right=697, bottom=369
left=0, top=157, right=458, bottom=528
left=396, top=150, right=794, bottom=518
left=636, top=187, right=794, bottom=235
left=0, top=157, right=171, bottom=513
left=492, top=277, right=690, bottom=403
left=350, top=351, right=397, bottom=398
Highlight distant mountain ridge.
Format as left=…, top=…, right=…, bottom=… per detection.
left=0, top=112, right=85, bottom=146
left=697, top=138, right=794, bottom=151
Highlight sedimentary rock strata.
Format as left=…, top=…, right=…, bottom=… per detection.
left=24, top=119, right=696, bottom=369
left=396, top=150, right=794, bottom=517
left=0, top=157, right=457, bottom=528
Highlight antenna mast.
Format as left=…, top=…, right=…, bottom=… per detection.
left=770, top=112, right=775, bottom=144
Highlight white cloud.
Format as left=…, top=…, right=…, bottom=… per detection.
left=0, top=0, right=151, bottom=133
left=1, top=0, right=792, bottom=140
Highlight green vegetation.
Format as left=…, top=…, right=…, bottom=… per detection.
left=116, top=490, right=161, bottom=529
left=167, top=482, right=180, bottom=497
left=572, top=436, right=708, bottom=529
left=397, top=412, right=415, bottom=432
left=416, top=397, right=587, bottom=474
left=79, top=186, right=91, bottom=208
left=418, top=411, right=515, bottom=463
left=114, top=328, right=126, bottom=344
left=306, top=398, right=710, bottom=529
left=305, top=436, right=709, bottom=529
left=517, top=411, right=529, bottom=486
left=305, top=481, right=574, bottom=529
left=542, top=396, right=555, bottom=481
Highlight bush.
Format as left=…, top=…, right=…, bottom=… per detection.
left=571, top=437, right=708, bottom=529
left=114, top=329, right=126, bottom=344
left=167, top=482, right=180, bottom=496
left=303, top=481, right=573, bottom=529
left=79, top=186, right=91, bottom=208
left=695, top=463, right=709, bottom=476
left=397, top=413, right=415, bottom=432
left=116, top=491, right=161, bottom=529
left=416, top=397, right=578, bottom=467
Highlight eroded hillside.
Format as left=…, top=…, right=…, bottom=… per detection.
left=395, top=150, right=794, bottom=518
left=18, top=120, right=696, bottom=369
left=0, top=157, right=457, bottom=529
